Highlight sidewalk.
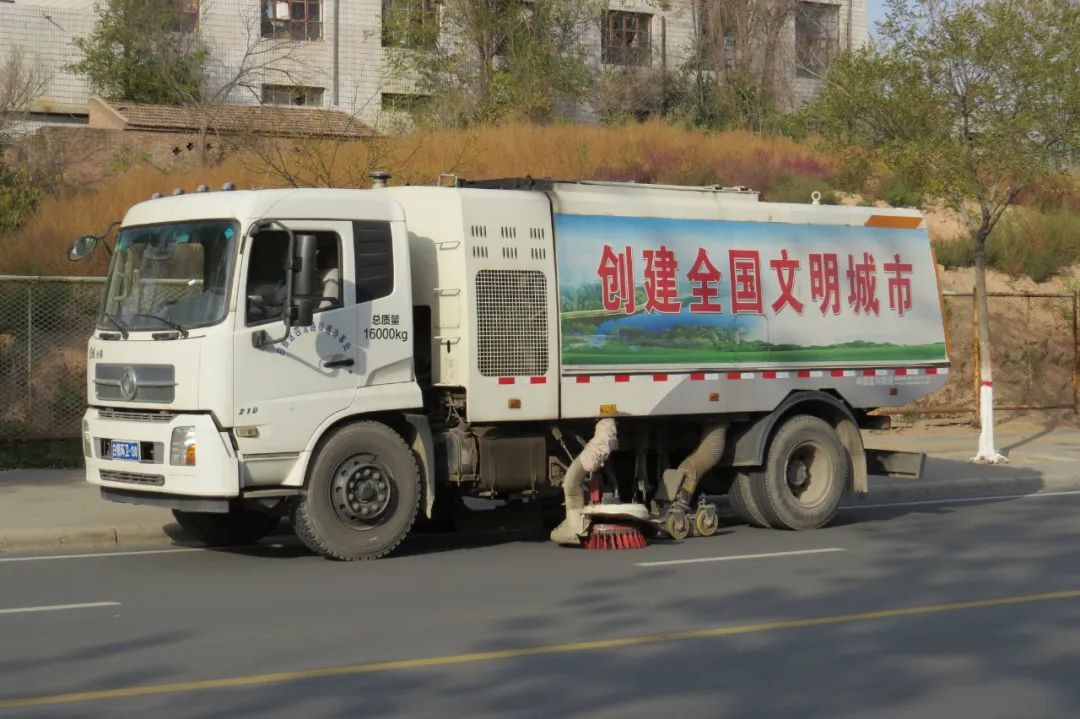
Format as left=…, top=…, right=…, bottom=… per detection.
left=858, top=417, right=1080, bottom=501
left=0, top=469, right=182, bottom=552
left=3, top=420, right=1079, bottom=553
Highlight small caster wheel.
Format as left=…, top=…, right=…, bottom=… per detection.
left=664, top=508, right=690, bottom=541
left=694, top=506, right=719, bottom=537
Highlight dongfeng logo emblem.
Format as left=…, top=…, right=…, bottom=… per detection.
left=119, top=367, right=139, bottom=401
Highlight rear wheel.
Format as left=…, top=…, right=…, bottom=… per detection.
left=172, top=508, right=279, bottom=547
left=293, top=421, right=420, bottom=560
left=727, top=473, right=773, bottom=528
left=750, top=415, right=848, bottom=530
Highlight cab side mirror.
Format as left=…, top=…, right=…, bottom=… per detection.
left=68, top=235, right=99, bottom=262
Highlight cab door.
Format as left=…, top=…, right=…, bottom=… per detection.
left=233, top=220, right=360, bottom=476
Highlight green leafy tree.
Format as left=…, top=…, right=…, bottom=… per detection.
left=807, top=0, right=1080, bottom=462
left=382, top=0, right=604, bottom=127
left=70, top=0, right=208, bottom=105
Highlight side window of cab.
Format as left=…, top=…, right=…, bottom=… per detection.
left=353, top=221, right=393, bottom=302
left=246, top=231, right=343, bottom=325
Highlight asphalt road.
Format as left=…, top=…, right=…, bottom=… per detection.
left=3, top=492, right=1080, bottom=718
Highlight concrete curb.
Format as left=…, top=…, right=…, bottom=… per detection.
left=4, top=474, right=1080, bottom=554
left=0, top=522, right=189, bottom=554
left=848, top=474, right=1080, bottom=506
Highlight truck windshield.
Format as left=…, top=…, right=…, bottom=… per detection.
left=98, top=220, right=239, bottom=333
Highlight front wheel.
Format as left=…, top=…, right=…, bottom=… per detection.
left=172, top=508, right=279, bottom=547
left=749, top=415, right=849, bottom=530
left=293, top=421, right=421, bottom=561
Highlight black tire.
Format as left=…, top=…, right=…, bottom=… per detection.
left=727, top=473, right=773, bottom=528
left=294, top=421, right=421, bottom=560
left=749, top=415, right=849, bottom=530
left=172, top=508, right=279, bottom=547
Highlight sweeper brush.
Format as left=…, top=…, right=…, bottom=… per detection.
left=582, top=522, right=648, bottom=550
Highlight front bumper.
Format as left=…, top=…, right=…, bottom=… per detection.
left=84, top=408, right=240, bottom=499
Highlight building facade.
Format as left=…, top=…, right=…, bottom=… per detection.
left=0, top=0, right=868, bottom=128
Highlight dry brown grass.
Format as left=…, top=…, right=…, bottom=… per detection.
left=2, top=122, right=834, bottom=276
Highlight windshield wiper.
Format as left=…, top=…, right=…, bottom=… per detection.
left=99, top=312, right=129, bottom=339
left=132, top=313, right=190, bottom=338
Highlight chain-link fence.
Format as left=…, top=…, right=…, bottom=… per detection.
left=0, top=276, right=105, bottom=442
left=0, top=277, right=1076, bottom=441
left=894, top=292, right=1078, bottom=416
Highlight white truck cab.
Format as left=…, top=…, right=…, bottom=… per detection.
left=74, top=178, right=948, bottom=560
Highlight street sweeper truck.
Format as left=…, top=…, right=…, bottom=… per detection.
left=70, top=176, right=948, bottom=559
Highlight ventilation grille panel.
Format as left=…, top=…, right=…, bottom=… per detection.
left=100, top=470, right=165, bottom=486
left=98, top=410, right=177, bottom=423
left=475, top=270, right=549, bottom=378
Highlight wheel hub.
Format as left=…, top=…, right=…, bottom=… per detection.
left=788, top=462, right=810, bottom=488
left=785, top=443, right=830, bottom=508
left=332, top=455, right=394, bottom=527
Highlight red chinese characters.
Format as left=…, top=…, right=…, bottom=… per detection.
left=598, top=245, right=636, bottom=313
left=809, top=253, right=841, bottom=315
left=769, top=249, right=804, bottom=314
left=846, top=252, right=880, bottom=316
left=643, top=245, right=681, bottom=313
left=729, top=250, right=763, bottom=314
left=884, top=253, right=913, bottom=316
left=687, top=248, right=723, bottom=313
left=594, top=245, right=911, bottom=319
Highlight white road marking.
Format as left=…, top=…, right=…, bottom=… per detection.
left=635, top=547, right=845, bottom=567
left=0, top=543, right=291, bottom=564
left=0, top=602, right=120, bottom=616
left=0, top=547, right=205, bottom=563
left=842, top=489, right=1080, bottom=511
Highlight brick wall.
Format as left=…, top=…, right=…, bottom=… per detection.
left=18, top=126, right=219, bottom=185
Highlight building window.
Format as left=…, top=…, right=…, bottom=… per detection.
left=261, top=84, right=325, bottom=106
left=796, top=1, right=840, bottom=79
left=382, top=0, right=439, bottom=48
left=602, top=11, right=651, bottom=66
left=262, top=0, right=322, bottom=41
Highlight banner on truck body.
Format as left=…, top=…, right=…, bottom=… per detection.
left=554, top=213, right=948, bottom=370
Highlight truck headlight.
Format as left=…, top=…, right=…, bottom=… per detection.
left=170, top=426, right=196, bottom=466
left=82, top=419, right=92, bottom=458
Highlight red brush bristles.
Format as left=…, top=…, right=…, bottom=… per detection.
left=583, top=523, right=648, bottom=550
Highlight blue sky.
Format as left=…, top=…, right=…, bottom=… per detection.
left=868, top=0, right=888, bottom=35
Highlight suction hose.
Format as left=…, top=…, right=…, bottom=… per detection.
left=665, top=423, right=727, bottom=506
left=550, top=418, right=617, bottom=546
left=680, top=423, right=727, bottom=479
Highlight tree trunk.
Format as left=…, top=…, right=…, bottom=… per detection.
left=972, top=231, right=1007, bottom=463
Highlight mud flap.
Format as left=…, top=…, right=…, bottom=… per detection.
left=405, top=414, right=437, bottom=519
left=866, top=449, right=926, bottom=479
left=835, top=418, right=868, bottom=494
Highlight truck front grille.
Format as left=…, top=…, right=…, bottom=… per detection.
left=99, top=470, right=165, bottom=487
left=98, top=410, right=176, bottom=423
left=94, top=364, right=176, bottom=403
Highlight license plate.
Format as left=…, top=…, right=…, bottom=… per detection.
left=110, top=440, right=141, bottom=461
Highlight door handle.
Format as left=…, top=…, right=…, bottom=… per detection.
left=322, top=358, right=355, bottom=369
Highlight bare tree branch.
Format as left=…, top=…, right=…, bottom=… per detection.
left=0, top=47, right=49, bottom=149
